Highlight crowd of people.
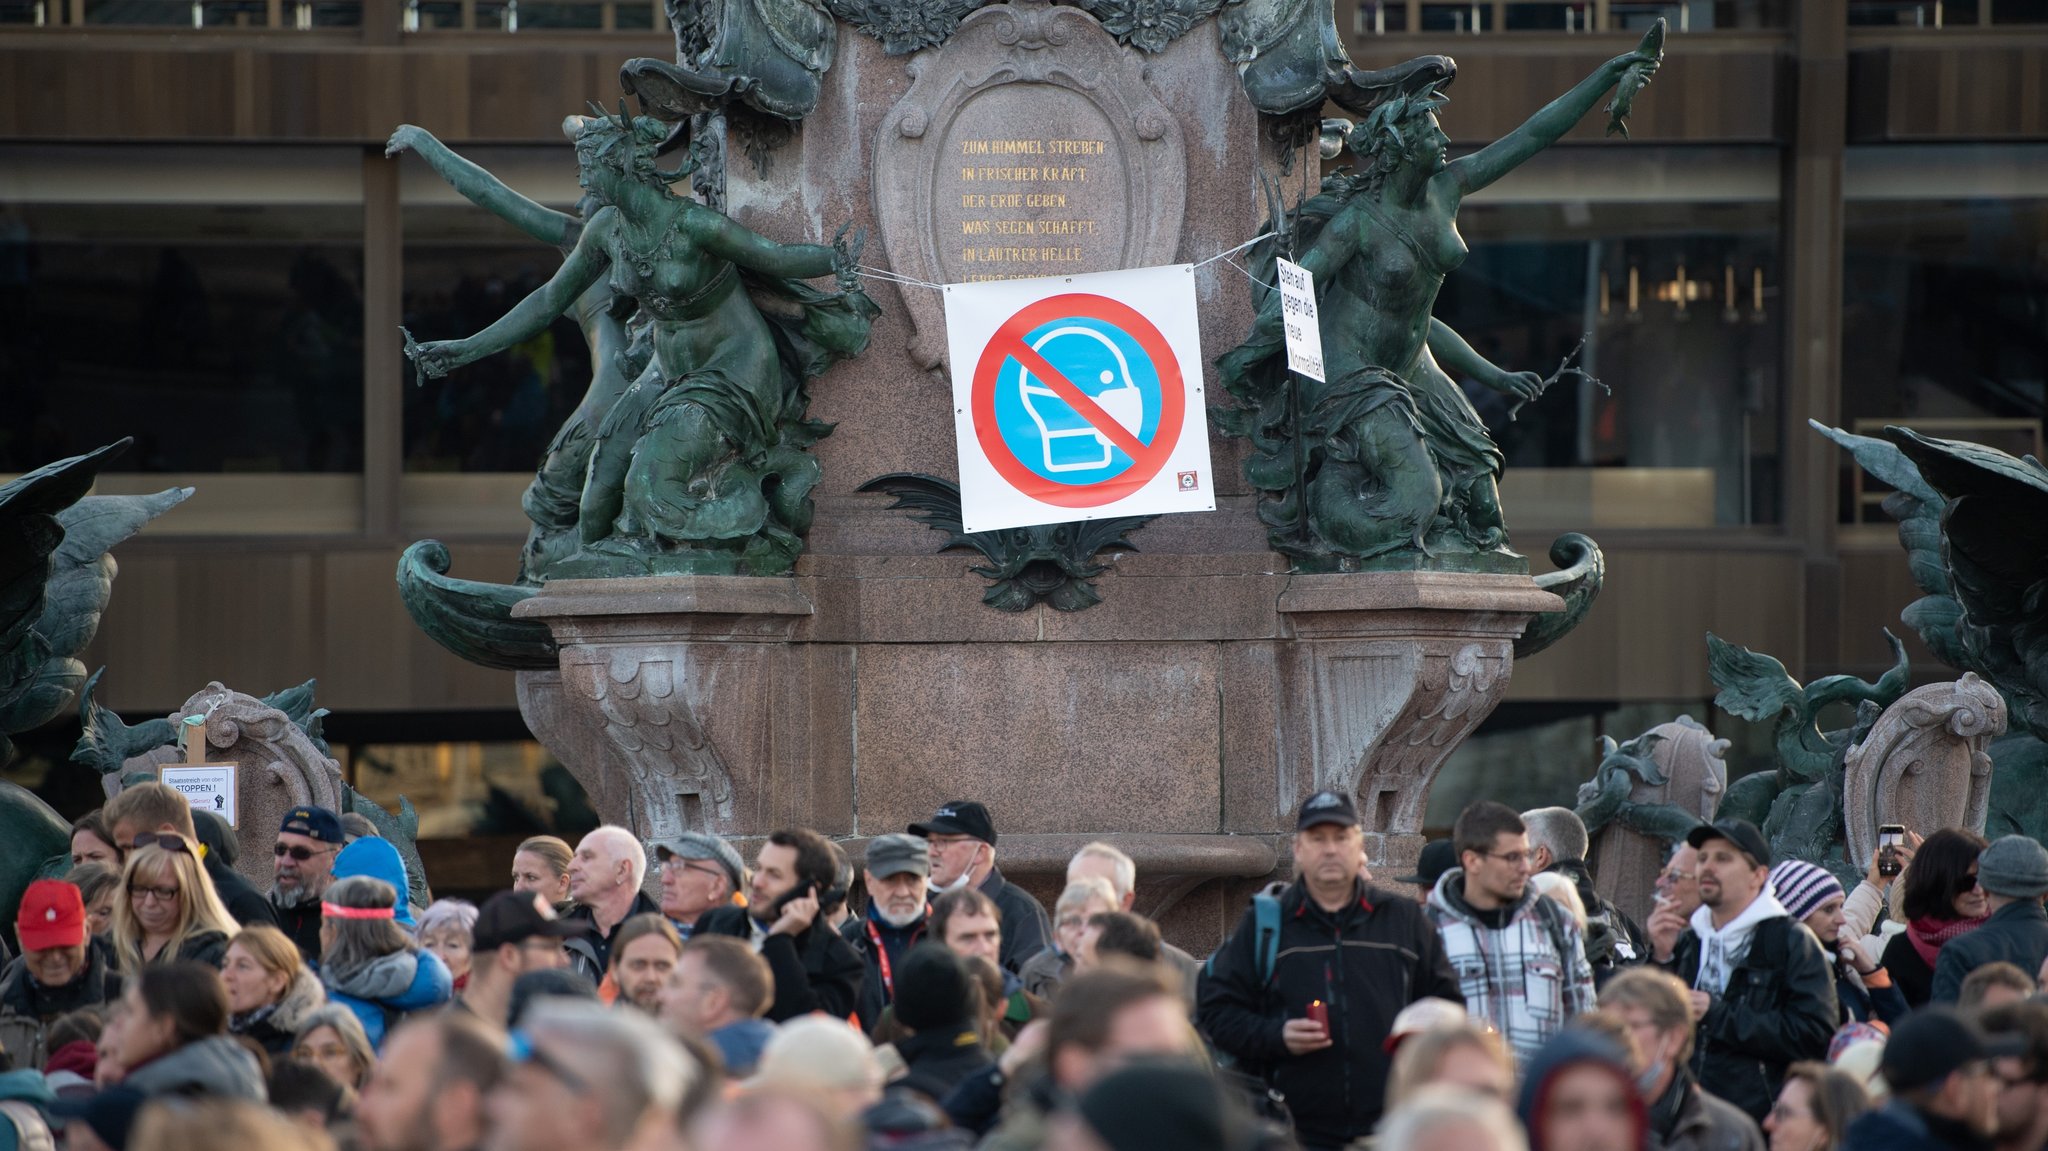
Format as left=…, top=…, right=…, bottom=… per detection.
left=5, top=783, right=2048, bottom=1151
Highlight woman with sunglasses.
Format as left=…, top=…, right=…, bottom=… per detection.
left=1879, top=827, right=1990, bottom=1007
left=112, top=837, right=239, bottom=976
left=316, top=875, right=451, bottom=1049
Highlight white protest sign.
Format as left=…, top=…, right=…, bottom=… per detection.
left=1275, top=257, right=1325, bottom=383
left=161, top=765, right=239, bottom=827
left=944, top=264, right=1215, bottom=534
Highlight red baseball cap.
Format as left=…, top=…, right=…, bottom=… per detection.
left=18, top=879, right=87, bottom=952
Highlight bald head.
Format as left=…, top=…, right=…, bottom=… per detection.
left=569, top=826, right=646, bottom=905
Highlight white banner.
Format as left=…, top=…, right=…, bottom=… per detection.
left=1276, top=257, right=1325, bottom=383
left=943, top=265, right=1216, bottom=534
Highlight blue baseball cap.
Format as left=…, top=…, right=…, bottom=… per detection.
left=279, top=805, right=344, bottom=844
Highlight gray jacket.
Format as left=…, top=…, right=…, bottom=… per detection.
left=123, top=1035, right=267, bottom=1102
left=1930, top=899, right=2048, bottom=1003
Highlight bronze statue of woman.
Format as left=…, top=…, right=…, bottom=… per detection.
left=1219, top=25, right=1662, bottom=571
left=406, top=107, right=875, bottom=578
left=386, top=120, right=658, bottom=584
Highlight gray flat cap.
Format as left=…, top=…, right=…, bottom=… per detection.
left=864, top=833, right=931, bottom=879
left=652, top=832, right=746, bottom=892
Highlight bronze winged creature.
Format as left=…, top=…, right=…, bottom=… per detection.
left=858, top=473, right=1152, bottom=613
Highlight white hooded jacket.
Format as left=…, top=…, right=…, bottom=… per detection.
left=1688, top=888, right=1788, bottom=995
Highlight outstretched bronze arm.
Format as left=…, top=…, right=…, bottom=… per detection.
left=407, top=215, right=610, bottom=380
left=1427, top=318, right=1541, bottom=401
left=1449, top=23, right=1662, bottom=196
left=386, top=124, right=577, bottom=249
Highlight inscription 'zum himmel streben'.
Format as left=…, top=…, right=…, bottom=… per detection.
left=954, top=138, right=1107, bottom=278
left=934, top=88, right=1124, bottom=283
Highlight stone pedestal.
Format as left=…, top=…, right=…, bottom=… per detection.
left=511, top=564, right=1561, bottom=949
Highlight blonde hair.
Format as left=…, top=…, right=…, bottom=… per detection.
left=113, top=840, right=238, bottom=975
left=1529, top=871, right=1588, bottom=928
left=227, top=925, right=306, bottom=986
left=1385, top=1022, right=1513, bottom=1110
left=517, top=836, right=574, bottom=881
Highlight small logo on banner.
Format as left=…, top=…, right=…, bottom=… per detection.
left=1177, top=471, right=1199, bottom=492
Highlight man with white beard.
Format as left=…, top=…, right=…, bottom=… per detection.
left=844, top=834, right=931, bottom=1033
left=271, top=805, right=345, bottom=961
left=908, top=801, right=1051, bottom=973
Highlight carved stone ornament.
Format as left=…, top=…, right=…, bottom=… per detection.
left=1843, top=672, right=2007, bottom=871
left=513, top=577, right=846, bottom=841
left=872, top=0, right=1188, bottom=370
left=827, top=0, right=985, bottom=54
left=1070, top=0, right=1225, bottom=53
left=97, top=682, right=432, bottom=906
left=1581, top=715, right=1730, bottom=925
left=1274, top=572, right=1562, bottom=834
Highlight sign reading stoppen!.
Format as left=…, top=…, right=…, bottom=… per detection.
left=1276, top=258, right=1325, bottom=384
left=944, top=264, right=1215, bottom=534
left=161, top=765, right=239, bottom=828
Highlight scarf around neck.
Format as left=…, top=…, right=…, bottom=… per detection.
left=1907, top=913, right=1988, bottom=968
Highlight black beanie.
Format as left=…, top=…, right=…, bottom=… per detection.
left=892, top=944, right=975, bottom=1032
left=1079, top=1061, right=1246, bottom=1151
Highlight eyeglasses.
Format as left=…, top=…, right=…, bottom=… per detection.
left=508, top=1029, right=590, bottom=1093
left=129, top=834, right=192, bottom=855
left=662, top=859, right=726, bottom=882
left=1479, top=850, right=1529, bottom=866
left=128, top=882, right=181, bottom=903
left=1957, top=871, right=1983, bottom=895
left=275, top=843, right=338, bottom=861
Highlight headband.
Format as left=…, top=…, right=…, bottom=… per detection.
left=322, top=903, right=397, bottom=920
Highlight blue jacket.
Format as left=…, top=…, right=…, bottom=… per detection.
left=331, top=838, right=417, bottom=929
left=323, top=948, right=452, bottom=1048
left=1931, top=899, right=2048, bottom=1003
left=0, top=1070, right=52, bottom=1151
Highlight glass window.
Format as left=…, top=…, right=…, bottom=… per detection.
left=1433, top=146, right=1783, bottom=527
left=400, top=150, right=593, bottom=474
left=0, top=146, right=365, bottom=474
left=339, top=737, right=600, bottom=841
left=1839, top=145, right=2048, bottom=520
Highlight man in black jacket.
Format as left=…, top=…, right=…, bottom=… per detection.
left=842, top=833, right=931, bottom=1033
left=694, top=826, right=864, bottom=1023
left=908, top=801, right=1051, bottom=973
left=1650, top=819, right=1837, bottom=1124
left=1197, top=791, right=1463, bottom=1150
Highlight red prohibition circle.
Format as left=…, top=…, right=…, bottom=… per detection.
left=969, top=293, right=1184, bottom=509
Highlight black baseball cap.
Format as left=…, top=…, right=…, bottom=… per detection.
left=473, top=890, right=587, bottom=952
left=1685, top=818, right=1772, bottom=867
left=1396, top=840, right=1457, bottom=887
left=1296, top=790, right=1359, bottom=831
left=910, top=801, right=997, bottom=846
left=1882, top=1007, right=2027, bottom=1092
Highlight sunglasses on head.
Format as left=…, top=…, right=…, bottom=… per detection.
left=275, top=843, right=336, bottom=861
left=129, top=834, right=192, bottom=855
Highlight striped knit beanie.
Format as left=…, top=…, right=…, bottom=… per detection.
left=1771, top=859, right=1845, bottom=923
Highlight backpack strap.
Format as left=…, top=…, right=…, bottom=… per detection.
left=1205, top=892, right=1285, bottom=987
left=1251, top=893, right=1282, bottom=986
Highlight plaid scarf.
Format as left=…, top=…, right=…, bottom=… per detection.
left=1907, top=913, right=1987, bottom=968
